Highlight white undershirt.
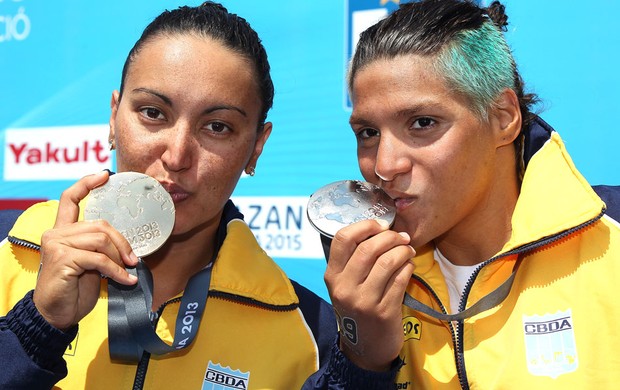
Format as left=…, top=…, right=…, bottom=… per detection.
left=434, top=247, right=479, bottom=314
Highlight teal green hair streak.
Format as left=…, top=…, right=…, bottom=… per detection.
left=435, top=21, right=515, bottom=121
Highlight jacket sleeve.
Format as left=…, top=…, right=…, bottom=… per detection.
left=292, top=280, right=401, bottom=389
left=301, top=336, right=402, bottom=389
left=0, top=290, right=77, bottom=389
left=0, top=209, right=23, bottom=239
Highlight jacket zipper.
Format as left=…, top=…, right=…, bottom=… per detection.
left=7, top=236, right=40, bottom=251
left=412, top=210, right=604, bottom=390
left=410, top=276, right=459, bottom=355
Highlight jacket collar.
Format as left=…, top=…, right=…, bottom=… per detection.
left=9, top=200, right=59, bottom=246
left=210, top=200, right=299, bottom=307
left=413, top=117, right=605, bottom=274
left=502, top=116, right=604, bottom=251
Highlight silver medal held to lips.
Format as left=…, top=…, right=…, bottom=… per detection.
left=84, top=172, right=175, bottom=257
left=307, top=180, right=396, bottom=238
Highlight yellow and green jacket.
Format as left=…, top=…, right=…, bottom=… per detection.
left=0, top=200, right=337, bottom=389
left=304, top=117, right=620, bottom=389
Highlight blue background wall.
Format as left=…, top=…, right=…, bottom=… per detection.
left=1, top=1, right=619, bottom=300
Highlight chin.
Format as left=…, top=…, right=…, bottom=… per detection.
left=393, top=218, right=423, bottom=246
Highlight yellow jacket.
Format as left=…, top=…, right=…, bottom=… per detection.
left=397, top=123, right=620, bottom=389
left=0, top=200, right=336, bottom=389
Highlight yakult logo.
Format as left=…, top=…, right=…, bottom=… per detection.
left=3, top=125, right=112, bottom=180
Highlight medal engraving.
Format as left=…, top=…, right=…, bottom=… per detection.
left=84, top=172, right=175, bottom=257
left=307, top=180, right=395, bottom=238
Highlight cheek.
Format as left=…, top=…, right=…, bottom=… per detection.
left=357, top=153, right=376, bottom=179
left=200, top=150, right=243, bottom=191
left=426, top=131, right=480, bottom=183
left=114, top=126, right=154, bottom=171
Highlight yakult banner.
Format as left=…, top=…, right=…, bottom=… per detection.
left=4, top=125, right=112, bottom=180
left=1, top=0, right=619, bottom=299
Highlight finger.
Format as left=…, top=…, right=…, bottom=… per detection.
left=364, top=243, right=415, bottom=304
left=382, top=260, right=416, bottom=306
left=81, top=220, right=139, bottom=266
left=46, top=228, right=127, bottom=268
left=59, top=248, right=138, bottom=286
left=332, top=229, right=411, bottom=286
left=327, top=219, right=391, bottom=275
left=55, top=171, right=110, bottom=228
left=43, top=220, right=138, bottom=267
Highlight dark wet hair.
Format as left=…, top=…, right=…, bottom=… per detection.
left=349, top=0, right=539, bottom=179
left=119, top=1, right=274, bottom=127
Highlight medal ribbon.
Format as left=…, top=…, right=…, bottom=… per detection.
left=108, top=260, right=212, bottom=362
left=402, top=253, right=524, bottom=321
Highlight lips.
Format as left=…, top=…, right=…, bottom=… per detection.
left=383, top=189, right=416, bottom=212
left=159, top=181, right=190, bottom=203
left=394, top=197, right=415, bottom=211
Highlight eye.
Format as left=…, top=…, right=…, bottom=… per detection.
left=139, top=107, right=165, bottom=121
left=412, top=117, right=435, bottom=129
left=355, top=127, right=380, bottom=140
left=205, top=121, right=232, bottom=134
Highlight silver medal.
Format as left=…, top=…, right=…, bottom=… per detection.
left=84, top=172, right=175, bottom=257
left=306, top=180, right=396, bottom=238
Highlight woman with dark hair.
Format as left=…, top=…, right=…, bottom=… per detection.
left=304, top=0, right=620, bottom=388
left=0, top=3, right=336, bottom=389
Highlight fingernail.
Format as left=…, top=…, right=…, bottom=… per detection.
left=399, top=231, right=411, bottom=241
left=377, top=219, right=390, bottom=229
left=127, top=274, right=138, bottom=283
left=129, top=251, right=139, bottom=265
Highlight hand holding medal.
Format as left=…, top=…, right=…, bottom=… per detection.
left=307, top=180, right=415, bottom=372
left=33, top=171, right=143, bottom=331
left=84, top=172, right=206, bottom=362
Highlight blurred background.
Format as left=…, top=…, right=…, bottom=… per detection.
left=1, top=0, right=619, bottom=300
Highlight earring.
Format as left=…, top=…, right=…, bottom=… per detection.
left=246, top=167, right=255, bottom=176
left=108, top=139, right=115, bottom=151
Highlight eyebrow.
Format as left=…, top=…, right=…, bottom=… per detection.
left=133, top=87, right=172, bottom=106
left=349, top=101, right=445, bottom=126
left=131, top=87, right=248, bottom=117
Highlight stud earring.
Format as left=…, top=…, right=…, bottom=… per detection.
left=247, top=167, right=255, bottom=176
left=108, top=139, right=115, bottom=151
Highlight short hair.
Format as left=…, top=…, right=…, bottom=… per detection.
left=119, top=1, right=274, bottom=127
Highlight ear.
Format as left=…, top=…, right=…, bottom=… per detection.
left=245, top=122, right=272, bottom=172
left=491, top=88, right=522, bottom=148
left=108, top=90, right=121, bottom=142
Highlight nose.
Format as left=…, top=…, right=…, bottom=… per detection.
left=374, top=132, right=410, bottom=183
left=161, top=123, right=193, bottom=172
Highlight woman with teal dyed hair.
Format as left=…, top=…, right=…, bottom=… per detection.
left=304, top=0, right=620, bottom=388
